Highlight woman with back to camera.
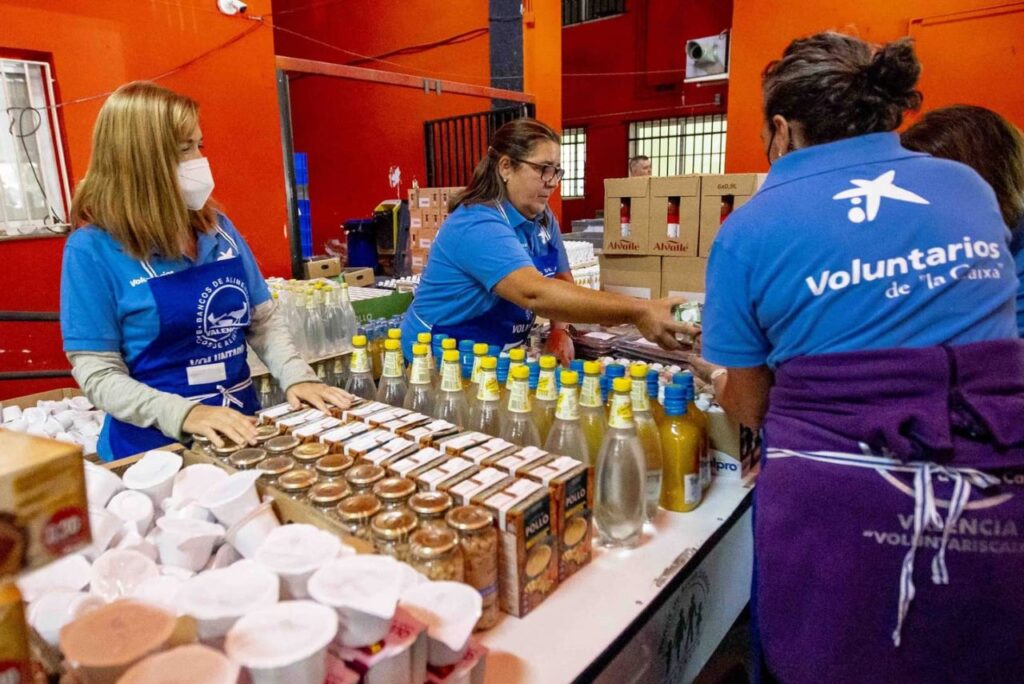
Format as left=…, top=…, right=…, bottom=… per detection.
left=902, top=104, right=1024, bottom=334
left=699, top=34, right=1024, bottom=681
left=60, top=81, right=352, bottom=461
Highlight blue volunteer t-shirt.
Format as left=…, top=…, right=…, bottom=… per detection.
left=702, top=132, right=1019, bottom=369
left=400, top=201, right=570, bottom=358
left=1012, top=220, right=1024, bottom=336
left=60, top=214, right=271, bottom=366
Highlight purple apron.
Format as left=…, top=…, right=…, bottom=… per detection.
left=756, top=339, right=1024, bottom=682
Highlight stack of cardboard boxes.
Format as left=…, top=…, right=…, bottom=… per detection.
left=600, top=173, right=766, bottom=300
left=407, top=186, right=464, bottom=274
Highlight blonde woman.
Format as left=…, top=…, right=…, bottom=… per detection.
left=60, top=81, right=350, bottom=461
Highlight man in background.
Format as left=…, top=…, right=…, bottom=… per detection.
left=629, top=155, right=651, bottom=177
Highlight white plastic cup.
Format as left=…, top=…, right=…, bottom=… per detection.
left=27, top=591, right=103, bottom=647
left=400, top=581, right=482, bottom=667
left=225, top=601, right=338, bottom=684
left=89, top=549, right=160, bottom=602
left=17, top=554, right=91, bottom=603
left=307, top=556, right=403, bottom=648
left=172, top=463, right=230, bottom=502
left=22, top=406, right=47, bottom=424
left=161, top=497, right=215, bottom=523
left=253, top=524, right=347, bottom=600
left=84, top=507, right=124, bottom=560
left=226, top=501, right=281, bottom=559
left=2, top=404, right=23, bottom=423
left=178, top=560, right=280, bottom=643
left=200, top=470, right=261, bottom=527
left=84, top=461, right=124, bottom=508
left=69, top=395, right=94, bottom=411
left=123, top=450, right=183, bottom=504
left=129, top=574, right=186, bottom=615
left=154, top=517, right=225, bottom=572
left=106, top=490, right=155, bottom=535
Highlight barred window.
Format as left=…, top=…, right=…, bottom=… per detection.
left=628, top=114, right=727, bottom=176
left=563, top=0, right=626, bottom=27
left=560, top=127, right=586, bottom=198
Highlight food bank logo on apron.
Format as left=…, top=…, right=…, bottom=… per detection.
left=195, top=276, right=250, bottom=350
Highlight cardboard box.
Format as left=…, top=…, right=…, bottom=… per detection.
left=660, top=257, right=708, bottom=302
left=304, top=256, right=342, bottom=279
left=340, top=267, right=374, bottom=288
left=521, top=456, right=594, bottom=583
left=399, top=420, right=459, bottom=445
left=698, top=173, right=766, bottom=257
left=410, top=254, right=428, bottom=274
left=438, top=432, right=493, bottom=457
left=648, top=176, right=701, bottom=256
left=481, top=478, right=557, bottom=618
left=600, top=255, right=662, bottom=300
left=447, top=467, right=513, bottom=507
left=603, top=177, right=651, bottom=254
left=705, top=408, right=762, bottom=480
left=491, top=446, right=553, bottom=476
left=414, top=457, right=478, bottom=492
left=387, top=447, right=447, bottom=479
left=0, top=431, right=90, bottom=577
left=462, top=438, right=519, bottom=466
left=409, top=227, right=438, bottom=252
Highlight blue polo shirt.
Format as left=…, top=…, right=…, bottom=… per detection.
left=702, top=132, right=1019, bottom=369
left=60, top=214, right=271, bottom=366
left=400, top=201, right=570, bottom=357
left=1013, top=221, right=1024, bottom=336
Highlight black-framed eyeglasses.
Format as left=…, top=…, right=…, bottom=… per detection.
left=512, top=157, right=565, bottom=183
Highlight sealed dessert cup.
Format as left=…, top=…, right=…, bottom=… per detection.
left=253, top=523, right=350, bottom=599
left=225, top=500, right=281, bottom=559
left=27, top=591, right=103, bottom=647
left=225, top=600, right=338, bottom=684
left=153, top=517, right=225, bottom=572
left=178, top=560, right=280, bottom=642
left=129, top=574, right=186, bottom=614
left=172, top=464, right=229, bottom=502
left=84, top=506, right=124, bottom=560
left=307, top=555, right=403, bottom=647
left=400, top=581, right=482, bottom=666
left=17, top=553, right=91, bottom=602
left=90, top=549, right=160, bottom=602
left=116, top=644, right=240, bottom=684
left=84, top=461, right=125, bottom=507
left=199, top=470, right=262, bottom=527
left=106, top=490, right=155, bottom=535
left=122, top=450, right=183, bottom=503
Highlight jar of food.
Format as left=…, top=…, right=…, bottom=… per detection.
left=336, top=493, right=382, bottom=541
left=293, top=442, right=329, bottom=468
left=264, top=434, right=300, bottom=458
left=309, top=481, right=350, bottom=509
left=276, top=468, right=318, bottom=499
left=211, top=440, right=241, bottom=460
left=345, top=464, right=386, bottom=494
left=370, top=509, right=418, bottom=561
left=258, top=455, right=295, bottom=484
left=229, top=447, right=267, bottom=470
left=315, top=454, right=354, bottom=480
left=254, top=424, right=281, bottom=444
left=409, top=491, right=453, bottom=532
left=447, top=505, right=500, bottom=630
left=409, top=528, right=464, bottom=582
left=190, top=434, right=213, bottom=457
left=373, top=477, right=416, bottom=511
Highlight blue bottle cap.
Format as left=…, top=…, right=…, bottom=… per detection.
left=527, top=361, right=540, bottom=390
left=605, top=364, right=626, bottom=379
left=570, top=359, right=585, bottom=375
left=663, top=384, right=688, bottom=415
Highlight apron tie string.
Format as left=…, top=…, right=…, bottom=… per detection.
left=187, top=377, right=253, bottom=409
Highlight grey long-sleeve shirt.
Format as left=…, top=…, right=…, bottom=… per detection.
left=68, top=299, right=318, bottom=442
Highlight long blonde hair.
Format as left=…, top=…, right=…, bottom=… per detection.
left=71, top=81, right=218, bottom=259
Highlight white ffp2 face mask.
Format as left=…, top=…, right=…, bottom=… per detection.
left=177, top=157, right=215, bottom=210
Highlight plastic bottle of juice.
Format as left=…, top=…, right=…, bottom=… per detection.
left=432, top=333, right=449, bottom=371
left=496, top=354, right=511, bottom=395
left=532, top=355, right=559, bottom=443
left=433, top=349, right=469, bottom=427
left=500, top=365, right=541, bottom=447
left=659, top=384, right=703, bottom=512
left=468, top=356, right=503, bottom=436
left=458, top=340, right=475, bottom=389
left=404, top=343, right=435, bottom=413
left=502, top=348, right=527, bottom=405
left=674, top=372, right=710, bottom=491
left=369, top=323, right=384, bottom=380
left=578, top=361, right=607, bottom=467
left=416, top=332, right=434, bottom=384
left=595, top=377, right=646, bottom=548
left=376, top=339, right=408, bottom=406
left=647, top=368, right=665, bottom=426
left=345, top=334, right=377, bottom=400
left=630, top=363, right=663, bottom=521
left=466, top=342, right=489, bottom=413
left=604, top=363, right=626, bottom=416
left=544, top=370, right=588, bottom=463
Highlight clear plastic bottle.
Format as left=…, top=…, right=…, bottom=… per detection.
left=674, top=372, right=710, bottom=491
left=377, top=339, right=408, bottom=406
left=466, top=342, right=488, bottom=414
left=338, top=283, right=359, bottom=344
left=500, top=364, right=541, bottom=447
left=369, top=323, right=384, bottom=380
left=631, top=363, right=663, bottom=521
left=532, top=355, right=559, bottom=443
left=647, top=368, right=665, bottom=426
left=433, top=349, right=469, bottom=427
left=458, top=339, right=476, bottom=389
left=468, top=356, right=503, bottom=436
left=345, top=334, right=377, bottom=400
left=304, top=290, right=326, bottom=359
left=416, top=332, right=435, bottom=385
left=595, top=377, right=646, bottom=548
left=404, top=343, right=435, bottom=413
left=603, top=363, right=627, bottom=415
left=433, top=334, right=450, bottom=371
left=578, top=361, right=607, bottom=468
left=659, top=384, right=703, bottom=512
left=544, top=370, right=588, bottom=463
left=501, top=348, right=527, bottom=405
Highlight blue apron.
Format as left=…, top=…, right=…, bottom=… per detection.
left=101, top=228, right=259, bottom=461
left=423, top=203, right=561, bottom=350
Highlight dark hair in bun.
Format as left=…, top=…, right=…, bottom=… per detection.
left=763, top=32, right=923, bottom=145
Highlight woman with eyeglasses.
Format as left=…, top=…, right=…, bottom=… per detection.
left=401, top=118, right=689, bottom=362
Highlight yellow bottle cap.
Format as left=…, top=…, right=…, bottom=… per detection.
left=539, top=355, right=557, bottom=370
left=473, top=343, right=489, bottom=355
left=512, top=365, right=530, bottom=380
left=443, top=349, right=460, bottom=362
left=441, top=338, right=457, bottom=351
left=388, top=329, right=402, bottom=340
left=509, top=348, right=526, bottom=362
left=583, top=360, right=601, bottom=375
left=481, top=356, right=497, bottom=370
left=629, top=363, right=648, bottom=379
left=412, top=343, right=428, bottom=356
left=384, top=339, right=401, bottom=351
left=352, top=335, right=367, bottom=347
left=417, top=332, right=432, bottom=344
left=560, top=370, right=578, bottom=386
left=612, top=377, right=631, bottom=393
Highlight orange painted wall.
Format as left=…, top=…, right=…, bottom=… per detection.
left=0, top=0, right=287, bottom=399
left=726, top=0, right=1023, bottom=173
left=523, top=0, right=563, bottom=222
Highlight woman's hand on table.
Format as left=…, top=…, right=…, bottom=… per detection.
left=286, top=382, right=355, bottom=414
left=636, top=297, right=700, bottom=351
left=183, top=404, right=258, bottom=448
left=544, top=326, right=575, bottom=366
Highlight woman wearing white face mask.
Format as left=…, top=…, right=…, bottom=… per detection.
left=59, top=81, right=352, bottom=461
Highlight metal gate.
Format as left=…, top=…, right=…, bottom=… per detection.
left=424, top=104, right=535, bottom=188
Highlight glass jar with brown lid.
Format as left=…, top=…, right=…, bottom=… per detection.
left=336, top=493, right=381, bottom=541
left=408, top=491, right=453, bottom=532
left=373, top=477, right=416, bottom=511
left=276, top=468, right=318, bottom=499
left=345, top=464, right=386, bottom=494
left=447, top=505, right=500, bottom=630
left=370, top=509, right=418, bottom=561
left=258, top=455, right=295, bottom=483
left=308, top=480, right=350, bottom=509
left=254, top=424, right=281, bottom=444
left=293, top=442, right=329, bottom=467
left=315, top=454, right=354, bottom=480
left=211, top=440, right=241, bottom=460
left=409, top=528, right=464, bottom=582
left=229, top=447, right=267, bottom=470
left=191, top=433, right=213, bottom=457
left=264, top=434, right=300, bottom=458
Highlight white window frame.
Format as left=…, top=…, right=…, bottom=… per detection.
left=0, top=58, right=72, bottom=237
left=628, top=114, right=727, bottom=176
left=560, top=126, right=586, bottom=199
